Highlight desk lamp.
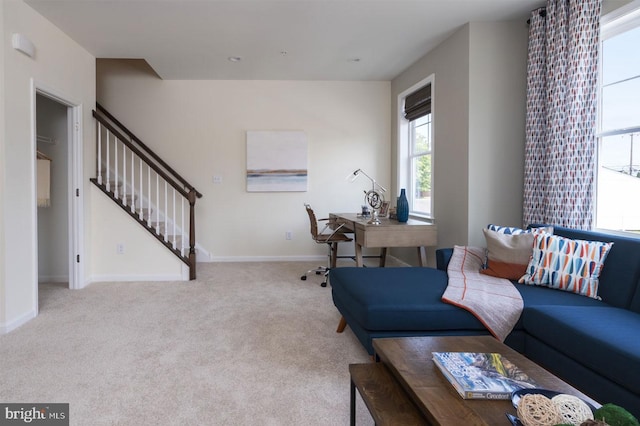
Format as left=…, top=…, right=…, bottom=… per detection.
left=348, top=169, right=386, bottom=225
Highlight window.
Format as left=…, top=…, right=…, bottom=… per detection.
left=597, top=4, right=640, bottom=232
left=398, top=76, right=434, bottom=218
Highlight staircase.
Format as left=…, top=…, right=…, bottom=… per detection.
left=91, top=104, right=203, bottom=279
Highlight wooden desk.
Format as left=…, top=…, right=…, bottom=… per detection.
left=372, top=336, right=600, bottom=425
left=330, top=213, right=437, bottom=267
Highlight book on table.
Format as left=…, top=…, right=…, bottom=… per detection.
left=432, top=352, right=538, bottom=400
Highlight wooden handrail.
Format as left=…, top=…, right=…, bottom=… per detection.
left=93, top=110, right=190, bottom=199
left=95, top=103, right=203, bottom=199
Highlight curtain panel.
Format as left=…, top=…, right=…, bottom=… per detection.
left=523, top=0, right=601, bottom=229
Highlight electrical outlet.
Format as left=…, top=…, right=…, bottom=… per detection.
left=116, top=243, right=125, bottom=254
left=285, top=231, right=293, bottom=240
left=212, top=175, right=223, bottom=184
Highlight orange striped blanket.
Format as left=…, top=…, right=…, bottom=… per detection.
left=442, top=245, right=524, bottom=341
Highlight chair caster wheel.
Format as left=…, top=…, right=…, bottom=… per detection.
left=321, top=282, right=327, bottom=287
left=300, top=275, right=307, bottom=281
left=315, top=271, right=322, bottom=275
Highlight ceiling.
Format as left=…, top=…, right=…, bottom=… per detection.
left=25, top=0, right=544, bottom=81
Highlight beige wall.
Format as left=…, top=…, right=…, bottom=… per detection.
left=467, top=21, right=529, bottom=246
left=392, top=24, right=471, bottom=254
left=96, top=60, right=391, bottom=262
left=391, top=21, right=529, bottom=254
left=1, top=0, right=95, bottom=332
left=90, top=185, right=185, bottom=280
left=0, top=0, right=6, bottom=328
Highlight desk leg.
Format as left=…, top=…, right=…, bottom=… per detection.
left=330, top=242, right=338, bottom=269
left=355, top=243, right=364, bottom=267
left=417, top=246, right=426, bottom=267
left=379, top=248, right=387, bottom=267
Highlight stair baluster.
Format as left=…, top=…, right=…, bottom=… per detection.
left=106, top=128, right=110, bottom=192
left=122, top=145, right=127, bottom=207
left=130, top=150, right=135, bottom=214
left=163, top=181, right=168, bottom=242
left=97, top=122, right=103, bottom=185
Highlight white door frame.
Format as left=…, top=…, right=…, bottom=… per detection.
left=31, top=79, right=85, bottom=313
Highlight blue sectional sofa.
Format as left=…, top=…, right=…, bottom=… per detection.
left=329, top=226, right=640, bottom=417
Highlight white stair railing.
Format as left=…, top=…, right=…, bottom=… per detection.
left=92, top=104, right=202, bottom=279
left=96, top=121, right=190, bottom=253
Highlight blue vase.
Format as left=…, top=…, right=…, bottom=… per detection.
left=396, top=188, right=409, bottom=223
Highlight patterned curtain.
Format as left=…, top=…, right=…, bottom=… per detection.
left=522, top=0, right=601, bottom=229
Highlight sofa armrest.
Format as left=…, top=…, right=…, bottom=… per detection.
left=436, top=248, right=453, bottom=271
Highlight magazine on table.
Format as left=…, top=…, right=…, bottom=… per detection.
left=432, top=352, right=538, bottom=400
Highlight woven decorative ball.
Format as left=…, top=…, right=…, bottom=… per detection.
left=517, top=393, right=563, bottom=426
left=552, top=394, right=594, bottom=425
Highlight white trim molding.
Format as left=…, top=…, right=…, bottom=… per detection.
left=0, top=309, right=37, bottom=334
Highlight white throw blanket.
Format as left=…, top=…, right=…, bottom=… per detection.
left=442, top=245, right=524, bottom=342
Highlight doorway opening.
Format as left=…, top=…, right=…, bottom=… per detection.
left=32, top=82, right=84, bottom=314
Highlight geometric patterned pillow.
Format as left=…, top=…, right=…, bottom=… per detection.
left=487, top=224, right=531, bottom=235
left=488, top=224, right=554, bottom=235
left=518, top=233, right=613, bottom=299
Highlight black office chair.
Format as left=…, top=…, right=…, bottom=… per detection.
left=301, top=204, right=354, bottom=287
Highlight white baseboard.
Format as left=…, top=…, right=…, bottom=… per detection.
left=88, top=273, right=187, bottom=283
left=208, top=254, right=407, bottom=265
left=0, top=309, right=37, bottom=334
left=209, top=255, right=327, bottom=262
left=194, top=245, right=212, bottom=262
left=38, top=274, right=69, bottom=283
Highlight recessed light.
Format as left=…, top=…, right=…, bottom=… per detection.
left=228, top=56, right=242, bottom=62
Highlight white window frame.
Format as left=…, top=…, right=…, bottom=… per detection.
left=397, top=74, right=435, bottom=220
left=596, top=1, right=640, bottom=233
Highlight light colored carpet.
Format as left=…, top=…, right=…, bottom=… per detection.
left=0, top=261, right=386, bottom=425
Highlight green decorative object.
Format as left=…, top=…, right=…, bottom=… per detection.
left=594, top=403, right=640, bottom=426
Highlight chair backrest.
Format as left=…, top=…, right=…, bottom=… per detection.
left=304, top=204, right=319, bottom=240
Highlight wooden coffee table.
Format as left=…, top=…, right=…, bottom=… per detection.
left=359, top=336, right=600, bottom=425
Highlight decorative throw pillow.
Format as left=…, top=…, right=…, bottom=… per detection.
left=481, top=225, right=553, bottom=280
left=480, top=228, right=535, bottom=280
left=487, top=224, right=530, bottom=235
left=518, top=233, right=614, bottom=299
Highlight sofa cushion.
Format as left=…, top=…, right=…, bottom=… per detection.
left=329, top=267, right=486, bottom=332
left=514, top=282, right=607, bottom=308
left=519, top=232, right=613, bottom=299
left=522, top=306, right=640, bottom=395
left=629, top=281, right=640, bottom=314
left=508, top=282, right=604, bottom=330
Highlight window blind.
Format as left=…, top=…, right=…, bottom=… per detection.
left=404, top=84, right=431, bottom=121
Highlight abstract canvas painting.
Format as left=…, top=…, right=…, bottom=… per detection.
left=246, top=131, right=308, bottom=192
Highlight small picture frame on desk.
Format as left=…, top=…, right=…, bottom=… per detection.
left=379, top=201, right=390, bottom=217
left=388, top=206, right=397, bottom=220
